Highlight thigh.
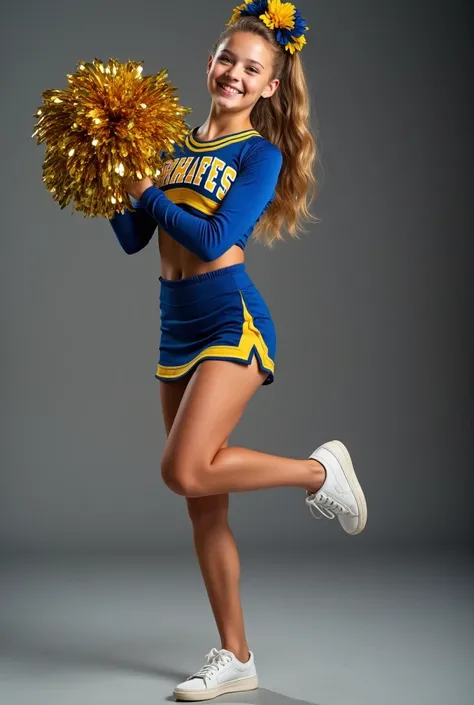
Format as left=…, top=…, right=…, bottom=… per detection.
left=159, top=371, right=230, bottom=519
left=163, top=355, right=267, bottom=473
left=159, top=370, right=194, bottom=437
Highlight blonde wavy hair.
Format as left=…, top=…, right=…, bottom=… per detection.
left=211, top=15, right=318, bottom=247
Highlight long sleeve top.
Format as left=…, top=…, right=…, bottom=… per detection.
left=109, top=126, right=283, bottom=262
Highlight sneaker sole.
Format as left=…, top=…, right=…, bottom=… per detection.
left=173, top=675, right=258, bottom=701
left=325, top=439, right=367, bottom=535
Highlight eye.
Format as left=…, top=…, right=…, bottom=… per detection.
left=220, top=55, right=232, bottom=63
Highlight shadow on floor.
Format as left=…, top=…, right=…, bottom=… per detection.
left=1, top=635, right=320, bottom=705
left=166, top=690, right=319, bottom=704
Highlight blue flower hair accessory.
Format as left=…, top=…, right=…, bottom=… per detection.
left=227, top=0, right=309, bottom=54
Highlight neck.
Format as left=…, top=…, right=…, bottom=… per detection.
left=197, top=109, right=254, bottom=141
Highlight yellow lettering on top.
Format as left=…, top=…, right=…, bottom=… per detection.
left=184, top=158, right=200, bottom=184
left=170, top=157, right=194, bottom=184
left=205, top=158, right=226, bottom=194
left=156, top=160, right=172, bottom=186
left=193, top=156, right=213, bottom=186
left=216, top=166, right=237, bottom=200
left=163, top=158, right=180, bottom=186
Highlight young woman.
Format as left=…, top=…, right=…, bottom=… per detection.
left=110, top=3, right=367, bottom=701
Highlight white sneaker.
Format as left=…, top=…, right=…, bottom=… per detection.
left=173, top=647, right=258, bottom=702
left=305, top=439, right=367, bottom=535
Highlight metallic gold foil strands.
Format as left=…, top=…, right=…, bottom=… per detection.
left=33, top=58, right=191, bottom=218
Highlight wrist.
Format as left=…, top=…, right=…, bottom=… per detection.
left=127, top=177, right=154, bottom=200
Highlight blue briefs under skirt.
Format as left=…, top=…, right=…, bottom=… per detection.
left=156, top=263, right=276, bottom=386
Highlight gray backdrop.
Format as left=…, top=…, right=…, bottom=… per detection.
left=1, top=0, right=472, bottom=555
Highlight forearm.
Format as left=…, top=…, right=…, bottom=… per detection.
left=109, top=203, right=157, bottom=255
left=139, top=185, right=254, bottom=262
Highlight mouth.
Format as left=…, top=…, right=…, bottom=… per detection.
left=217, top=81, right=243, bottom=97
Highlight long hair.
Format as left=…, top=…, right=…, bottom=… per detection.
left=211, top=15, right=318, bottom=247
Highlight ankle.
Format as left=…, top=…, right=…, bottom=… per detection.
left=223, top=645, right=250, bottom=663
left=307, top=459, right=326, bottom=494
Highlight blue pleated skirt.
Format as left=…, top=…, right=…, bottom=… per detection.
left=156, top=263, right=276, bottom=386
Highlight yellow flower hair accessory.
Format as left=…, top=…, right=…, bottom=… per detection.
left=227, top=0, right=309, bottom=54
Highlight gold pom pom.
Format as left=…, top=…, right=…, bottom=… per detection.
left=33, top=58, right=192, bottom=218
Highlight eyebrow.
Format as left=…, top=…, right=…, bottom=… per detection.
left=220, top=49, right=265, bottom=69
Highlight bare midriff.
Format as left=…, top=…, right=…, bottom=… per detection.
left=158, top=228, right=245, bottom=281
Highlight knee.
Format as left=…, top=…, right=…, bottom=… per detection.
left=160, top=454, right=205, bottom=497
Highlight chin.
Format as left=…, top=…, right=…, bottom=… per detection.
left=213, top=97, right=241, bottom=111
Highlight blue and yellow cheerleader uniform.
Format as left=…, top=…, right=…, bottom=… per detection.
left=109, top=126, right=283, bottom=386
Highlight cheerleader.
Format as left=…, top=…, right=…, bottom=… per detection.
left=110, top=2, right=367, bottom=700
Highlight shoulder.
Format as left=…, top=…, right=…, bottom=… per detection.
left=240, top=135, right=283, bottom=171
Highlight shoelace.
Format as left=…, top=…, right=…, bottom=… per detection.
left=188, top=648, right=232, bottom=681
left=305, top=491, right=349, bottom=520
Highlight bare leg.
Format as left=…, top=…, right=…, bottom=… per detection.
left=161, top=358, right=327, bottom=498
left=187, top=493, right=250, bottom=663
left=160, top=372, right=250, bottom=662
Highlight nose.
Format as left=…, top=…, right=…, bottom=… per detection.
left=224, top=66, right=242, bottom=83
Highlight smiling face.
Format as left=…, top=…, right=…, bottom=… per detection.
left=207, top=31, right=280, bottom=115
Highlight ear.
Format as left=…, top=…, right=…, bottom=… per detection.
left=261, top=78, right=280, bottom=99
left=206, top=54, right=213, bottom=74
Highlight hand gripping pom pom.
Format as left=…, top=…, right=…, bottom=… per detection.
left=32, top=58, right=192, bottom=219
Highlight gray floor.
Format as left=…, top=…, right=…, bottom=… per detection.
left=1, top=548, right=472, bottom=705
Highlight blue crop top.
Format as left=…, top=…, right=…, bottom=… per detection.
left=109, top=126, right=283, bottom=262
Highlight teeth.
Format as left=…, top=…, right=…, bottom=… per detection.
left=220, top=83, right=240, bottom=95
